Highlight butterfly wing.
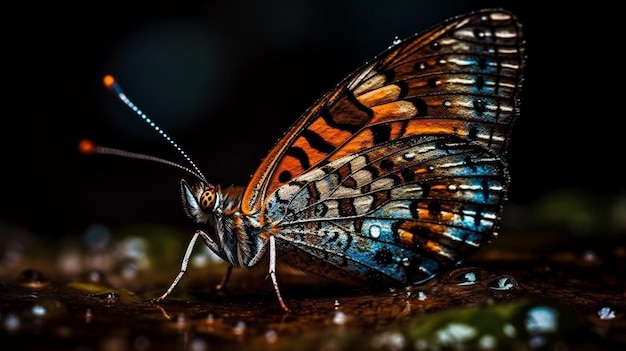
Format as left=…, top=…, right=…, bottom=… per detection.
left=266, top=134, right=508, bottom=285
left=242, top=9, right=524, bottom=215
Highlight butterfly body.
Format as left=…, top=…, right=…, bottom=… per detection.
left=97, top=9, right=524, bottom=312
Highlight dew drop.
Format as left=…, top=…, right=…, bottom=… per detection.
left=233, top=321, right=246, bottom=335
left=598, top=307, right=616, bottom=320
left=401, top=257, right=410, bottom=267
left=370, top=331, right=406, bottom=350
left=488, top=275, right=517, bottom=291
left=94, top=292, right=120, bottom=304
left=17, top=268, right=49, bottom=290
left=265, top=329, right=278, bottom=344
left=417, top=291, right=427, bottom=301
left=332, top=311, right=348, bottom=325
left=85, top=308, right=93, bottom=323
left=403, top=152, right=416, bottom=160
left=478, top=335, right=496, bottom=349
left=415, top=62, right=427, bottom=71
left=427, top=165, right=435, bottom=172
left=369, top=225, right=381, bottom=238
left=31, top=304, right=46, bottom=317
left=447, top=184, right=458, bottom=192
left=583, top=250, right=598, bottom=263
left=86, top=269, right=105, bottom=283
left=189, top=337, right=208, bottom=351
left=443, top=100, right=452, bottom=108
left=333, top=299, right=341, bottom=309
left=3, top=313, right=21, bottom=332
left=473, top=28, right=486, bottom=39
left=449, top=270, right=480, bottom=286
left=84, top=223, right=111, bottom=251
left=525, top=306, right=558, bottom=334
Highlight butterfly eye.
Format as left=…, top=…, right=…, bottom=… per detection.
left=200, top=189, right=216, bottom=211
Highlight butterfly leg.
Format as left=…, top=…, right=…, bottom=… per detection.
left=246, top=235, right=289, bottom=312
left=154, top=229, right=210, bottom=302
left=215, top=265, right=233, bottom=291
left=268, top=235, right=289, bottom=312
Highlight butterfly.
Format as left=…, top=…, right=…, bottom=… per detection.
left=84, top=8, right=525, bottom=312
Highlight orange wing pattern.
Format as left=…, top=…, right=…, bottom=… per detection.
left=243, top=10, right=524, bottom=215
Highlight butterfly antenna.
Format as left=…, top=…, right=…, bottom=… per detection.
left=85, top=75, right=208, bottom=183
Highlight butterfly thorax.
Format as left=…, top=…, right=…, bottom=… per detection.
left=180, top=179, right=266, bottom=268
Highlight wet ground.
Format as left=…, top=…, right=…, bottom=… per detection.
left=1, top=222, right=625, bottom=351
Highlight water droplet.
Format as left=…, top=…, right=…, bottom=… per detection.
left=84, top=223, right=111, bottom=251
left=401, top=257, right=410, bottom=267
left=583, top=250, right=598, bottom=263
left=31, top=304, right=46, bottom=317
left=598, top=307, right=616, bottom=320
left=478, top=334, right=496, bottom=349
left=332, top=311, right=348, bottom=325
left=525, top=306, right=558, bottom=334
left=17, top=268, right=49, bottom=290
left=403, top=151, right=416, bottom=160
left=189, top=337, right=208, bottom=351
left=488, top=275, right=517, bottom=290
left=94, top=292, right=120, bottom=304
left=443, top=100, right=452, bottom=108
left=502, top=323, right=516, bottom=337
left=450, top=270, right=480, bottom=286
left=427, top=165, right=435, bottom=172
left=85, top=308, right=93, bottom=323
left=264, top=329, right=278, bottom=344
left=369, top=225, right=381, bottom=238
left=447, top=184, right=458, bottom=192
left=473, top=28, right=486, bottom=39
left=417, top=291, right=427, bottom=301
left=430, top=41, right=441, bottom=50
left=390, top=36, right=401, bottom=47
left=86, top=269, right=105, bottom=283
left=370, top=331, right=406, bottom=350
left=233, top=321, right=246, bottom=335
left=436, top=323, right=477, bottom=344
left=3, top=313, right=21, bottom=333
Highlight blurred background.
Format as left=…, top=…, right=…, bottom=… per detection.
left=2, top=0, right=624, bottom=242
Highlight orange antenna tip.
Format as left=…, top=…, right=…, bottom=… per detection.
left=103, top=75, right=116, bottom=88
left=79, top=139, right=97, bottom=154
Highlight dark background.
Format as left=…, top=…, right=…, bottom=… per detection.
left=2, top=0, right=623, bottom=238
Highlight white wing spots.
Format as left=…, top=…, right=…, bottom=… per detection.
left=370, top=178, right=395, bottom=192
left=275, top=183, right=302, bottom=202
left=353, top=195, right=375, bottom=213
left=390, top=184, right=423, bottom=198
left=373, top=202, right=413, bottom=218
left=494, top=27, right=518, bottom=39
left=351, top=169, right=374, bottom=186
left=315, top=173, right=341, bottom=197
left=490, top=12, right=511, bottom=21
left=333, top=183, right=366, bottom=198
left=446, top=77, right=478, bottom=86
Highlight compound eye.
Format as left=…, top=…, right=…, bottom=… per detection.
left=200, top=190, right=216, bottom=211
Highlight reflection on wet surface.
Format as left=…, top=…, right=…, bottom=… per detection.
left=1, top=224, right=625, bottom=350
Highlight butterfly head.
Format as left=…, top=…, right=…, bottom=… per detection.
left=181, top=179, right=219, bottom=223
